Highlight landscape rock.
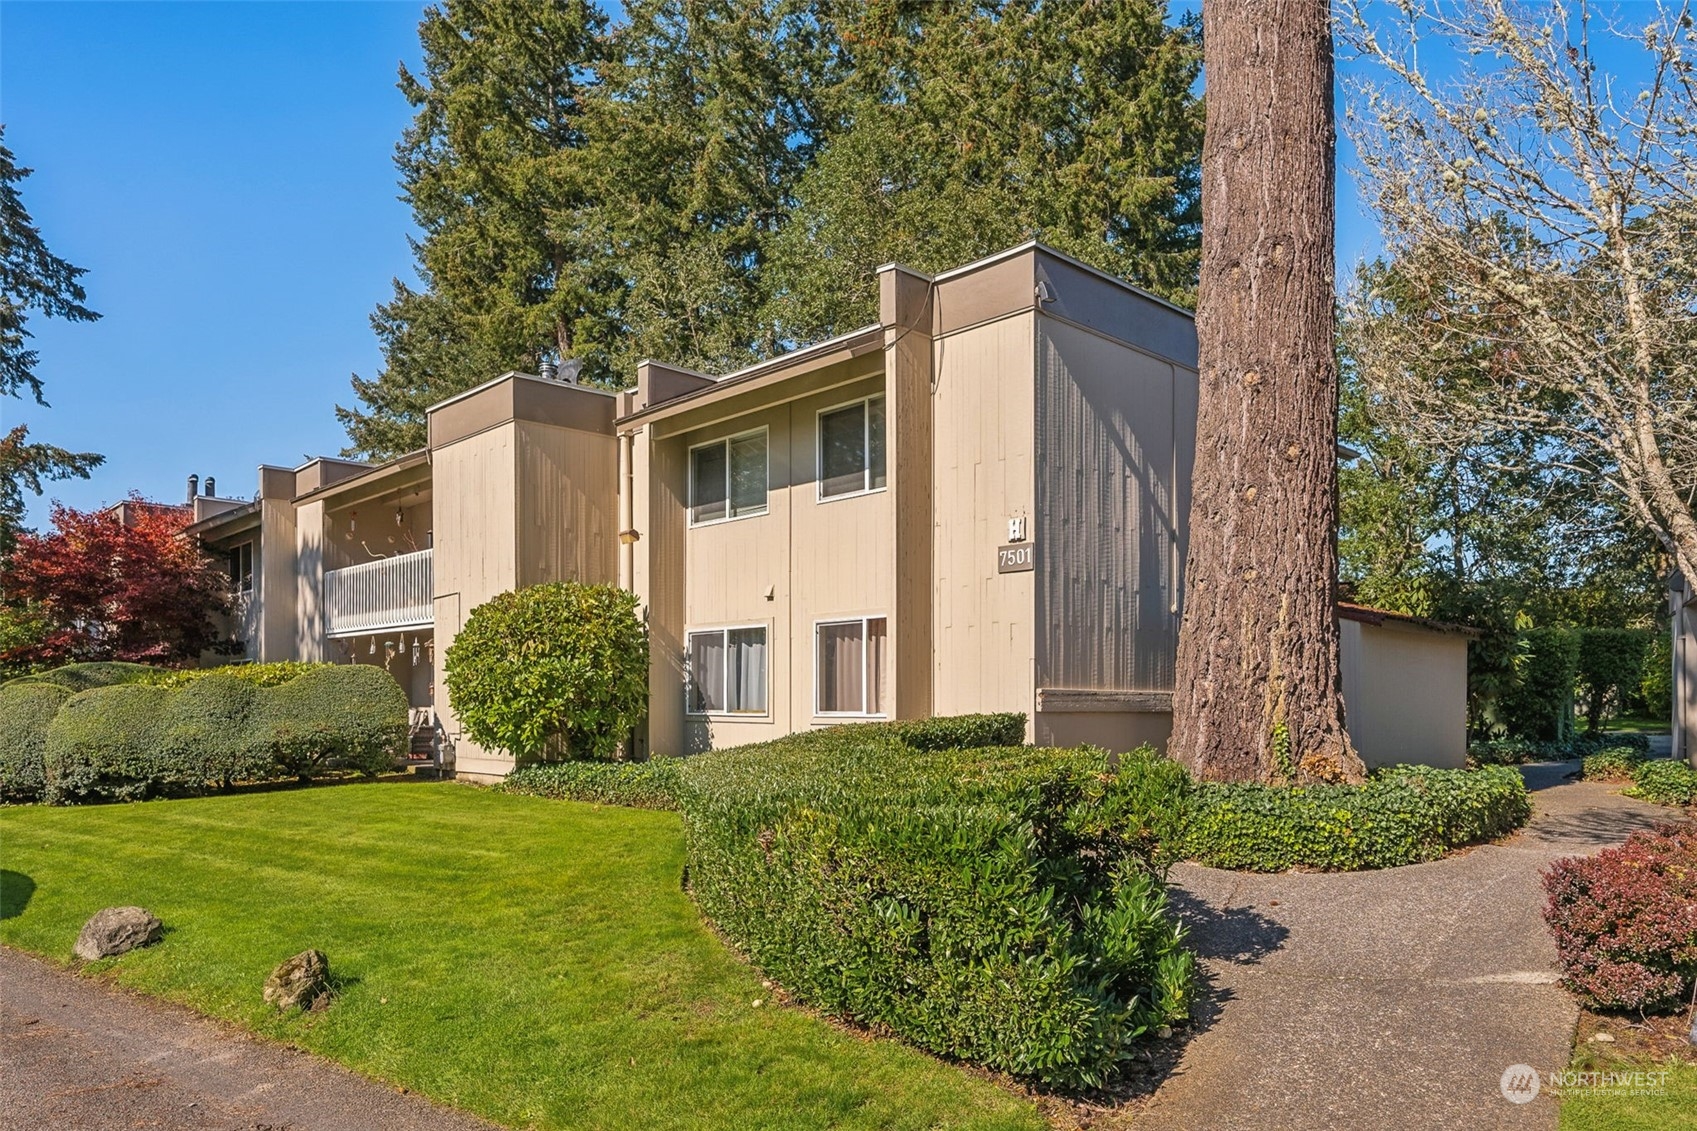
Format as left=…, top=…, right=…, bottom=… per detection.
left=73, top=907, right=163, bottom=961
left=263, top=949, right=330, bottom=1011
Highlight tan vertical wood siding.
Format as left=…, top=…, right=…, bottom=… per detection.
left=929, top=314, right=1036, bottom=726
left=514, top=420, right=619, bottom=588
left=430, top=424, right=518, bottom=778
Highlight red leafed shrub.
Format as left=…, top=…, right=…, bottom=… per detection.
left=1, top=497, right=231, bottom=668
left=1542, top=823, right=1697, bottom=1012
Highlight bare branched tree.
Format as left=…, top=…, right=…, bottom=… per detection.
left=1339, top=0, right=1697, bottom=586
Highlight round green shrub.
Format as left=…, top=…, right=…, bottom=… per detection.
left=0, top=681, right=70, bottom=802
left=1580, top=745, right=1645, bottom=783
left=44, top=684, right=174, bottom=802
left=248, top=665, right=408, bottom=779
left=444, top=582, right=648, bottom=762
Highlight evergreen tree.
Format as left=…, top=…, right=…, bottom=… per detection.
left=343, top=1, right=1204, bottom=456
left=338, top=0, right=611, bottom=458
left=764, top=0, right=1202, bottom=342
left=0, top=128, right=103, bottom=551
left=582, top=0, right=841, bottom=376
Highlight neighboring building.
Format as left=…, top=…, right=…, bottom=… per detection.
left=1673, top=572, right=1696, bottom=767
left=183, top=243, right=1471, bottom=779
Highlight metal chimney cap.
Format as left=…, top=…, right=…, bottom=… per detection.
left=538, top=357, right=558, bottom=381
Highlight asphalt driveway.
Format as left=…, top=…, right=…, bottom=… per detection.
left=1138, top=763, right=1675, bottom=1131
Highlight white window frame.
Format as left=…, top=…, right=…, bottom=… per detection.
left=812, top=615, right=889, bottom=718
left=684, top=623, right=771, bottom=717
left=688, top=426, right=770, bottom=528
left=229, top=541, right=254, bottom=593
left=815, top=395, right=886, bottom=503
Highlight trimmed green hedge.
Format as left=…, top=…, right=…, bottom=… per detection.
left=157, top=673, right=270, bottom=789
left=147, top=661, right=330, bottom=690
left=35, top=665, right=409, bottom=803
left=1185, top=764, right=1531, bottom=871
left=45, top=683, right=176, bottom=802
left=250, top=666, right=409, bottom=779
left=887, top=712, right=1026, bottom=751
left=6, top=662, right=161, bottom=693
left=675, top=720, right=1195, bottom=1090
left=0, top=681, right=70, bottom=802
left=497, top=758, right=684, bottom=810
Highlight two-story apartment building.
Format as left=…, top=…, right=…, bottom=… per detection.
left=183, top=243, right=1473, bottom=780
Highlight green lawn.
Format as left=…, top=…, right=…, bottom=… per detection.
left=1559, top=1059, right=1697, bottom=1130
left=0, top=782, right=1042, bottom=1131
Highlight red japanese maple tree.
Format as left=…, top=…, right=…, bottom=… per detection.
left=1, top=496, right=231, bottom=667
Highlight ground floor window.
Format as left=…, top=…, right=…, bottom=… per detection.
left=816, top=616, right=887, bottom=716
left=686, top=626, right=768, bottom=715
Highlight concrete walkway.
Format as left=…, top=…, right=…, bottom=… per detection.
left=1138, top=764, right=1676, bottom=1131
left=0, top=946, right=495, bottom=1131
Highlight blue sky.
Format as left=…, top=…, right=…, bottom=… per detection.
left=0, top=1, right=1645, bottom=524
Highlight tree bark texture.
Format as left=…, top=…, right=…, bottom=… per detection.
left=1171, top=0, right=1365, bottom=784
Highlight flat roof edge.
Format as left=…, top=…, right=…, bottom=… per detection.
left=427, top=370, right=621, bottom=416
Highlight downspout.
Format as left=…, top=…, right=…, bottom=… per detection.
left=619, top=428, right=636, bottom=592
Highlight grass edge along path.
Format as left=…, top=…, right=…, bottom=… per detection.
left=0, top=781, right=1044, bottom=1131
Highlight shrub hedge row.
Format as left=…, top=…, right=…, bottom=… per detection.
left=1469, top=731, right=1652, bottom=767
left=673, top=720, right=1195, bottom=1090
left=1184, top=764, right=1531, bottom=871
left=5, top=661, right=161, bottom=693
left=0, top=665, right=409, bottom=804
left=496, top=758, right=684, bottom=810
left=145, top=661, right=331, bottom=690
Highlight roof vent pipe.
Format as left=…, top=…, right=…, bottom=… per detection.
left=204, top=476, right=216, bottom=497
left=187, top=474, right=199, bottom=504
left=538, top=357, right=558, bottom=381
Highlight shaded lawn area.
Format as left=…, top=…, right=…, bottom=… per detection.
left=0, top=781, right=1042, bottom=1131
left=1559, top=1062, right=1697, bottom=1131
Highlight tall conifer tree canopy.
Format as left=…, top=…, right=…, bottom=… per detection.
left=341, top=0, right=1203, bottom=459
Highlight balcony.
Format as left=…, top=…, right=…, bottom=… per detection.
left=324, top=548, right=433, bottom=637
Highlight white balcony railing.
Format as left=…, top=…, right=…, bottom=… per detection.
left=324, top=548, right=433, bottom=637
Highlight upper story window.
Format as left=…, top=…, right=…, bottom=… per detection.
left=228, top=542, right=253, bottom=593
left=686, top=625, right=768, bottom=715
left=818, top=395, right=886, bottom=500
left=690, top=428, right=768, bottom=525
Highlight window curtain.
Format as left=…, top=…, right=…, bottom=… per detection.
left=818, top=621, right=865, bottom=712
left=691, top=443, right=728, bottom=523
left=727, top=627, right=767, bottom=712
left=688, top=632, right=726, bottom=712
left=865, top=617, right=887, bottom=715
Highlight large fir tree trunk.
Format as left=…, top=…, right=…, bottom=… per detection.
left=1170, top=0, right=1365, bottom=784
